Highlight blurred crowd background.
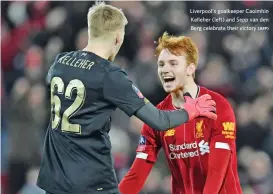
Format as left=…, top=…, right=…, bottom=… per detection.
left=1, top=1, right=273, bottom=194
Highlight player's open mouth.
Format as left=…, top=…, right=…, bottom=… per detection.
left=163, top=76, right=175, bottom=83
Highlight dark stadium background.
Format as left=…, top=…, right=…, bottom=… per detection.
left=1, top=1, right=273, bottom=194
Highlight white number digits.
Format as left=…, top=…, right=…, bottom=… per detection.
left=62, top=79, right=86, bottom=133
left=50, top=77, right=86, bottom=134
left=51, top=77, right=64, bottom=129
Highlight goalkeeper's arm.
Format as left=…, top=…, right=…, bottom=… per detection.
left=134, top=94, right=217, bottom=131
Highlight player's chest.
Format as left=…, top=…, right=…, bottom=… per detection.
left=161, top=118, right=213, bottom=149
left=160, top=118, right=213, bottom=162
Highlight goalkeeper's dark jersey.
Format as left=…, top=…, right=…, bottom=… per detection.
left=37, top=51, right=147, bottom=194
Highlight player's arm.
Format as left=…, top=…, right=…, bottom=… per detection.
left=203, top=97, right=236, bottom=194
left=119, top=124, right=161, bottom=194
left=103, top=68, right=217, bottom=131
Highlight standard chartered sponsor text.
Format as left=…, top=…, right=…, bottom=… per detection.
left=168, top=141, right=209, bottom=159
left=169, top=150, right=199, bottom=159
left=169, top=142, right=198, bottom=151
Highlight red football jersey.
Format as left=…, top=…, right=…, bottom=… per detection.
left=136, top=86, right=242, bottom=194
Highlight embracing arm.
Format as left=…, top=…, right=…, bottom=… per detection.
left=103, top=68, right=216, bottom=131
left=134, top=102, right=189, bottom=131
left=119, top=123, right=161, bottom=193
left=119, top=158, right=154, bottom=194
left=135, top=94, right=217, bottom=131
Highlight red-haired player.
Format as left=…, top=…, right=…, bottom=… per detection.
left=119, top=32, right=243, bottom=194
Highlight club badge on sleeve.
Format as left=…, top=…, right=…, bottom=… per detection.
left=132, top=85, right=144, bottom=98
left=139, top=135, right=146, bottom=145
left=136, top=135, right=147, bottom=152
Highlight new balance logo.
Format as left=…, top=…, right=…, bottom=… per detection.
left=198, top=140, right=210, bottom=155
left=165, top=128, right=175, bottom=136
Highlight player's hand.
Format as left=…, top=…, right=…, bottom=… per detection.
left=183, top=94, right=217, bottom=121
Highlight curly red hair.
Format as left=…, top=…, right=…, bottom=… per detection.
left=155, top=32, right=199, bottom=77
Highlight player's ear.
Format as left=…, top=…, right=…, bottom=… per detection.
left=115, top=35, right=119, bottom=45
left=115, top=31, right=122, bottom=46
left=115, top=27, right=125, bottom=46
left=187, top=63, right=196, bottom=77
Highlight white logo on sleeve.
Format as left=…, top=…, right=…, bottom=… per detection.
left=198, top=140, right=210, bottom=155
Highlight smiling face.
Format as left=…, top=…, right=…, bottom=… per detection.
left=155, top=32, right=199, bottom=93
left=158, top=49, right=195, bottom=93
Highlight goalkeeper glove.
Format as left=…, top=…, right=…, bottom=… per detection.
left=183, top=93, right=217, bottom=121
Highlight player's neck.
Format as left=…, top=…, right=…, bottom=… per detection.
left=171, top=81, right=198, bottom=108
left=83, top=42, right=112, bottom=60
left=183, top=81, right=199, bottom=99
left=171, top=90, right=185, bottom=109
